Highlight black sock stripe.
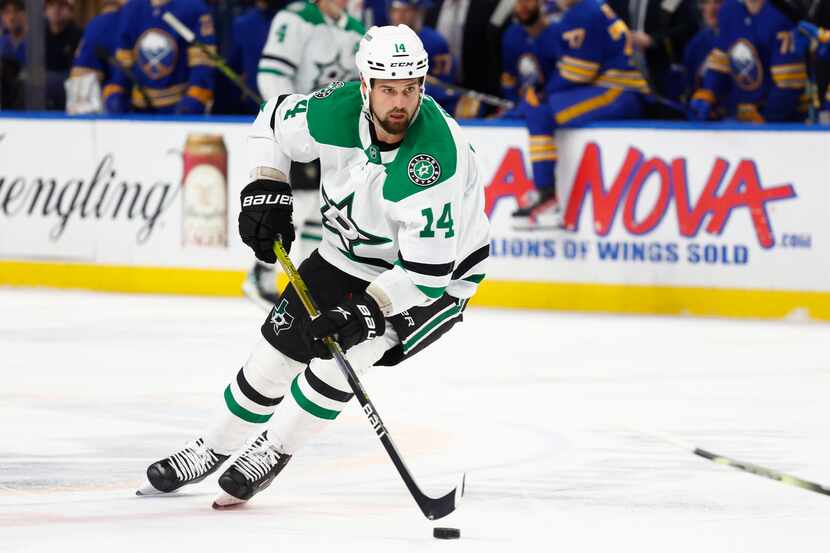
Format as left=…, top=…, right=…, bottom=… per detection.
left=398, top=254, right=455, bottom=276
left=452, top=245, right=490, bottom=280
left=304, top=367, right=353, bottom=403
left=237, top=368, right=283, bottom=407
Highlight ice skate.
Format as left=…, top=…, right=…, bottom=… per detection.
left=212, top=431, right=292, bottom=509
left=137, top=438, right=229, bottom=495
left=511, top=187, right=564, bottom=230
left=242, top=262, right=279, bottom=309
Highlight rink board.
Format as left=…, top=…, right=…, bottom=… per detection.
left=1, top=114, right=829, bottom=320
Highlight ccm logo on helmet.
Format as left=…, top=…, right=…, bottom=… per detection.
left=390, top=62, right=415, bottom=67
left=242, top=194, right=293, bottom=207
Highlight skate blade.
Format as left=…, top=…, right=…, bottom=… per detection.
left=212, top=491, right=247, bottom=510
left=135, top=479, right=165, bottom=496
left=242, top=279, right=276, bottom=313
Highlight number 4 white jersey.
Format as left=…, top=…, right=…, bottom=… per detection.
left=248, top=81, right=490, bottom=316
left=257, top=1, right=365, bottom=98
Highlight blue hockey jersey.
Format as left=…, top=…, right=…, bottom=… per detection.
left=693, top=0, right=805, bottom=121
left=227, top=5, right=276, bottom=112
left=501, top=20, right=558, bottom=105
left=70, top=2, right=122, bottom=85
left=419, top=24, right=459, bottom=113
left=683, top=27, right=716, bottom=95
left=106, top=0, right=216, bottom=113
left=548, top=0, right=648, bottom=95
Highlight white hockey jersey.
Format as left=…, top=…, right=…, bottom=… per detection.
left=247, top=81, right=490, bottom=315
left=257, top=1, right=365, bottom=98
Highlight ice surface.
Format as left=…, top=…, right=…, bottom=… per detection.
left=1, top=288, right=829, bottom=552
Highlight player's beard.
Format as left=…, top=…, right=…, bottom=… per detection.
left=375, top=107, right=412, bottom=136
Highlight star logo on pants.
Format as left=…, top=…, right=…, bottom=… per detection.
left=270, top=299, right=294, bottom=336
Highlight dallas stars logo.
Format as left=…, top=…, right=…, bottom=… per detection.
left=313, top=80, right=345, bottom=99
left=270, top=299, right=294, bottom=336
left=313, top=52, right=348, bottom=90
left=408, top=154, right=441, bottom=186
left=321, top=188, right=392, bottom=266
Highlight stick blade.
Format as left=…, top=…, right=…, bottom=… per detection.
left=420, top=474, right=465, bottom=520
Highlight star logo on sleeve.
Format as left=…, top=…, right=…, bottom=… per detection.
left=320, top=188, right=393, bottom=269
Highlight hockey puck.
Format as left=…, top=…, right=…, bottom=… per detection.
left=433, top=527, right=460, bottom=540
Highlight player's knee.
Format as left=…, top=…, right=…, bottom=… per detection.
left=244, top=338, right=305, bottom=396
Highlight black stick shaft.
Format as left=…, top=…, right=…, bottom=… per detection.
left=271, top=241, right=459, bottom=520
left=693, top=447, right=830, bottom=496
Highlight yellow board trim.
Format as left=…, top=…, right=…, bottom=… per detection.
left=2, top=260, right=830, bottom=321
left=0, top=260, right=246, bottom=297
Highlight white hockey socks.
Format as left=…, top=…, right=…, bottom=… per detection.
left=205, top=339, right=304, bottom=455
left=267, top=358, right=354, bottom=454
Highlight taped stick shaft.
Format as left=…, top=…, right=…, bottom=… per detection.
left=638, top=428, right=830, bottom=497
left=162, top=11, right=264, bottom=106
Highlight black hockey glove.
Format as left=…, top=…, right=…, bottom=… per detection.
left=238, top=179, right=295, bottom=263
left=308, top=292, right=386, bottom=358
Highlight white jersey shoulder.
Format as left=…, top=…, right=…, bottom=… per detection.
left=247, top=83, right=489, bottom=314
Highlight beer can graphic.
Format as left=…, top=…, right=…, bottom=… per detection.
left=182, top=133, right=228, bottom=247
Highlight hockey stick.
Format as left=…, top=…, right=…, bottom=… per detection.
left=271, top=241, right=464, bottom=520
left=425, top=75, right=515, bottom=110
left=162, top=11, right=264, bottom=106
left=638, top=429, right=830, bottom=497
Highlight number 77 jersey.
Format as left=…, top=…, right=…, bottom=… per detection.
left=248, top=81, right=491, bottom=316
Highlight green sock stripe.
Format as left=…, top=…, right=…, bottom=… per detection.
left=290, top=376, right=340, bottom=420
left=224, top=386, right=273, bottom=423
left=300, top=232, right=323, bottom=241
left=403, top=304, right=461, bottom=353
left=463, top=273, right=485, bottom=284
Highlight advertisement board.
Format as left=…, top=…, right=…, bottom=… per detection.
left=1, top=115, right=829, bottom=319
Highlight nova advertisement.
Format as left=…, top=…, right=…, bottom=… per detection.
left=1, top=116, right=828, bottom=318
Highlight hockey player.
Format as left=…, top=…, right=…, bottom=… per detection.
left=137, top=25, right=490, bottom=509
left=795, top=20, right=830, bottom=119
left=257, top=0, right=364, bottom=98
left=682, top=0, right=721, bottom=101
left=244, top=0, right=365, bottom=307
left=689, top=0, right=807, bottom=122
left=500, top=0, right=557, bottom=117
left=104, top=0, right=216, bottom=114
left=66, top=0, right=124, bottom=114
left=512, top=0, right=648, bottom=230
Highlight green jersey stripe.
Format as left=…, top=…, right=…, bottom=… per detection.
left=224, top=386, right=273, bottom=423
left=258, top=68, right=288, bottom=76
left=462, top=274, right=485, bottom=284
left=416, top=284, right=446, bottom=299
left=291, top=376, right=340, bottom=420
left=403, top=303, right=462, bottom=353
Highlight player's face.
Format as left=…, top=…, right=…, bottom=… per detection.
left=699, top=0, right=722, bottom=28
left=370, top=78, right=421, bottom=137
left=318, top=0, right=348, bottom=18
left=388, top=5, right=419, bottom=28
left=514, top=0, right=541, bottom=24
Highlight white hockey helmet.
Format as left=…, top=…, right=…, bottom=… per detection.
left=355, top=25, right=430, bottom=114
